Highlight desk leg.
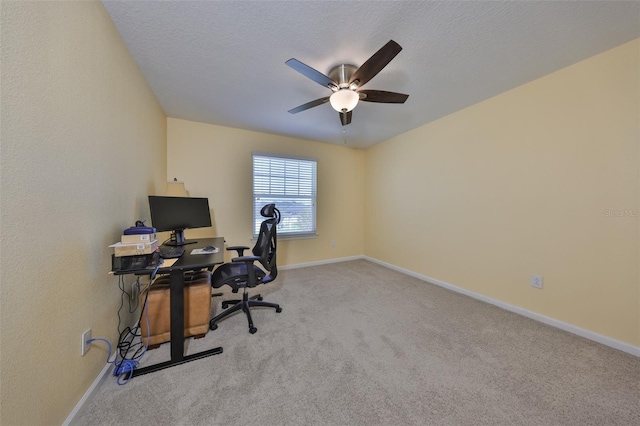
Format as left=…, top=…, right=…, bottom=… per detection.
left=130, top=347, right=224, bottom=377
left=130, top=269, right=223, bottom=378
left=170, top=269, right=185, bottom=362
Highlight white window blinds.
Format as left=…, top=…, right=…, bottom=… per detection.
left=253, top=153, right=317, bottom=237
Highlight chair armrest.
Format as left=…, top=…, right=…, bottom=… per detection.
left=231, top=255, right=261, bottom=287
left=231, top=255, right=260, bottom=263
left=227, top=245, right=250, bottom=256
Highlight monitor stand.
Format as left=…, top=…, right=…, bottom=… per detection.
left=164, top=229, right=197, bottom=247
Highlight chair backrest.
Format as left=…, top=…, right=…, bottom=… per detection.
left=252, top=204, right=280, bottom=282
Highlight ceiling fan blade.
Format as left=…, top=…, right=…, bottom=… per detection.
left=349, top=40, right=402, bottom=88
left=286, top=58, right=338, bottom=89
left=358, top=90, right=409, bottom=104
left=288, top=97, right=330, bottom=114
left=339, top=111, right=352, bottom=126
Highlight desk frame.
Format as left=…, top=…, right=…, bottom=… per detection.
left=116, top=237, right=225, bottom=378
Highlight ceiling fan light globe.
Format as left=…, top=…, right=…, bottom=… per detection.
left=330, top=89, right=359, bottom=113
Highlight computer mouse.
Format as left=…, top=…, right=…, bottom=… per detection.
left=203, top=245, right=216, bottom=251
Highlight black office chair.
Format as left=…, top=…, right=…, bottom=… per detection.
left=209, top=204, right=282, bottom=334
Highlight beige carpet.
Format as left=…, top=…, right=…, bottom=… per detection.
left=74, top=260, right=640, bottom=425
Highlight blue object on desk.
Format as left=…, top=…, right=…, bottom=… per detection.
left=124, top=226, right=156, bottom=235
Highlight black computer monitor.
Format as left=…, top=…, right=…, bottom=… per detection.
left=148, top=195, right=212, bottom=246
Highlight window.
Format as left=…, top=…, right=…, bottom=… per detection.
left=253, top=153, right=317, bottom=238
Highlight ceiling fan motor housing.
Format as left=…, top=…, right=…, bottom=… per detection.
left=329, top=64, right=358, bottom=89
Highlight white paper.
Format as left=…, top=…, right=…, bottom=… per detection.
left=190, top=247, right=219, bottom=255
left=109, top=240, right=158, bottom=248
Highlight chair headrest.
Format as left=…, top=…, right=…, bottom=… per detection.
left=260, top=203, right=281, bottom=224
left=260, top=203, right=276, bottom=218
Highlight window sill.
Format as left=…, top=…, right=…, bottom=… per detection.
left=252, top=233, right=318, bottom=242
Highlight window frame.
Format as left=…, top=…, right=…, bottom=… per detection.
left=252, top=152, right=318, bottom=240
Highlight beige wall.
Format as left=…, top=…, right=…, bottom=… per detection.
left=365, top=40, right=640, bottom=346
left=1, top=2, right=636, bottom=423
left=166, top=118, right=365, bottom=266
left=0, top=2, right=167, bottom=425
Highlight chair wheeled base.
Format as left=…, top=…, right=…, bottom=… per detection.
left=209, top=289, right=282, bottom=334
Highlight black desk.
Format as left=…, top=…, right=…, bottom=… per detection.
left=115, top=237, right=225, bottom=377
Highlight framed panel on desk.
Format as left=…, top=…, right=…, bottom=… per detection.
left=113, top=236, right=225, bottom=377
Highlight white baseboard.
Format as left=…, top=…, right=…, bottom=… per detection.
left=63, top=353, right=116, bottom=426
left=280, top=255, right=365, bottom=271
left=66, top=254, right=638, bottom=423
left=365, top=256, right=640, bottom=358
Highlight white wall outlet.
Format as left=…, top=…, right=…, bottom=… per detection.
left=331, top=240, right=336, bottom=248
left=531, top=275, right=543, bottom=289
left=81, top=329, right=91, bottom=356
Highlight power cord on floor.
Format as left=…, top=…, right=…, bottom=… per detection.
left=111, top=284, right=151, bottom=385
left=88, top=267, right=157, bottom=385
left=84, top=337, right=136, bottom=386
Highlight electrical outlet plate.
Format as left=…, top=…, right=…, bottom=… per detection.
left=81, top=329, right=91, bottom=356
left=531, top=275, right=543, bottom=289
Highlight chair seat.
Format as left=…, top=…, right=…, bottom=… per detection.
left=212, top=262, right=267, bottom=291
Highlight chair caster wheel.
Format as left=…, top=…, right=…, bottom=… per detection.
left=249, top=327, right=257, bottom=334
left=257, top=296, right=263, bottom=301
left=276, top=307, right=282, bottom=313
left=209, top=323, right=218, bottom=331
left=221, top=303, right=229, bottom=309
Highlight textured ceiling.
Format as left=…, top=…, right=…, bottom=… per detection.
left=102, top=1, right=639, bottom=149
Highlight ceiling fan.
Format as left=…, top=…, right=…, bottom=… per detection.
left=286, top=40, right=409, bottom=126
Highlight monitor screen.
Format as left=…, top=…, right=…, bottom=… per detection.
left=148, top=196, right=212, bottom=245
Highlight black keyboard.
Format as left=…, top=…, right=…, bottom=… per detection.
left=159, top=245, right=185, bottom=259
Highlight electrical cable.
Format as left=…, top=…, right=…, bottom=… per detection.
left=163, top=232, right=182, bottom=245
left=105, top=268, right=156, bottom=385
left=111, top=266, right=158, bottom=384
left=111, top=292, right=150, bottom=385
left=117, top=275, right=127, bottom=335
left=86, top=337, right=112, bottom=359
left=85, top=337, right=135, bottom=386
left=128, top=277, right=141, bottom=313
